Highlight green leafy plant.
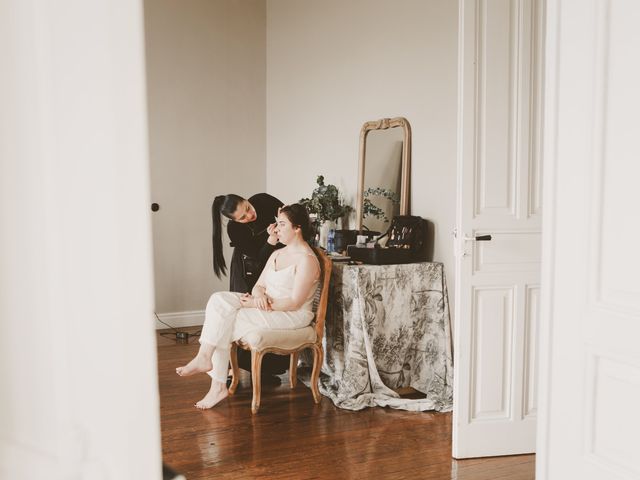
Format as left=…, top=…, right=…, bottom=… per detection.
left=363, top=187, right=399, bottom=222
left=299, top=175, right=352, bottom=223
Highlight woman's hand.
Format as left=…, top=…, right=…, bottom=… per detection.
left=266, top=222, right=278, bottom=245
left=240, top=292, right=272, bottom=311
left=252, top=285, right=267, bottom=299
left=254, top=294, right=272, bottom=310
left=239, top=293, right=255, bottom=309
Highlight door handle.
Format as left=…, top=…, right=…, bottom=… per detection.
left=463, top=234, right=492, bottom=242
left=455, top=233, right=493, bottom=258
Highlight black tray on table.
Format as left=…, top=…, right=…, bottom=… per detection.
left=346, top=245, right=413, bottom=265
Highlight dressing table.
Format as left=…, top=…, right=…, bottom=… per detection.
left=319, top=260, right=453, bottom=411
left=303, top=117, right=453, bottom=411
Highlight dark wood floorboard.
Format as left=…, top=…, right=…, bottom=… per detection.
left=157, top=329, right=535, bottom=479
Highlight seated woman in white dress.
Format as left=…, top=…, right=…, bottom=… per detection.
left=176, top=203, right=321, bottom=409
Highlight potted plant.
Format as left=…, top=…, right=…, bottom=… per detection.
left=299, top=175, right=352, bottom=248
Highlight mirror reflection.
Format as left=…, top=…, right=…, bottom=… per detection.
left=362, top=128, right=403, bottom=236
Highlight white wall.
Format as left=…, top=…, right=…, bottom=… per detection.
left=144, top=0, right=267, bottom=315
left=146, top=0, right=460, bottom=318
left=266, top=0, right=459, bottom=294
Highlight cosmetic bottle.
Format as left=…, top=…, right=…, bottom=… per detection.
left=327, top=229, right=335, bottom=253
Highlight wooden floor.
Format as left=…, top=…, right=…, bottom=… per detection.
left=158, top=331, right=535, bottom=479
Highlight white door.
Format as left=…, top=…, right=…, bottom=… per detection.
left=537, top=0, right=640, bottom=478
left=0, top=1, right=162, bottom=478
left=453, top=0, right=543, bottom=458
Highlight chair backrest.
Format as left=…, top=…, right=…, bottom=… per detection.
left=311, top=247, right=333, bottom=343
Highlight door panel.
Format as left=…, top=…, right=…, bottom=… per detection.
left=474, top=231, right=541, bottom=273
left=523, top=285, right=539, bottom=418
left=470, top=286, right=515, bottom=420
left=454, top=0, right=542, bottom=458
left=476, top=0, right=519, bottom=217
left=538, top=1, right=640, bottom=478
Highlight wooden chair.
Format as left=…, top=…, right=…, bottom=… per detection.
left=228, top=247, right=333, bottom=414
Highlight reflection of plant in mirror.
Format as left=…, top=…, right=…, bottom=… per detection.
left=299, top=175, right=352, bottom=223
left=363, top=187, right=399, bottom=222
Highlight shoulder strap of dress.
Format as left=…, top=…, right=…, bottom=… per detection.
left=272, top=249, right=282, bottom=268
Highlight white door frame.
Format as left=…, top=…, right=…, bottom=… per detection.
left=0, top=1, right=162, bottom=478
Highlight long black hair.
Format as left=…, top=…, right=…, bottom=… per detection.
left=212, top=194, right=245, bottom=278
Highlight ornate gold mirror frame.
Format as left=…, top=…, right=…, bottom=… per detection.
left=356, top=116, right=412, bottom=232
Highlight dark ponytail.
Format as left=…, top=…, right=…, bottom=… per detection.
left=212, top=196, right=227, bottom=278
left=212, top=194, right=245, bottom=278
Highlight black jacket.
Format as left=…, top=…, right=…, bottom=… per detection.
left=227, top=193, right=283, bottom=293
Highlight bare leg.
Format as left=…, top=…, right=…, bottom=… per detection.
left=195, top=379, right=229, bottom=409
left=179, top=291, right=241, bottom=377
left=176, top=342, right=214, bottom=376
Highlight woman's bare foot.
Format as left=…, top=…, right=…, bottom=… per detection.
left=176, top=352, right=212, bottom=377
left=195, top=380, right=229, bottom=409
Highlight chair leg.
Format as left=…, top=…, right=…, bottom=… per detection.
left=251, top=350, right=264, bottom=414
left=229, top=343, right=240, bottom=395
left=310, top=344, right=323, bottom=404
left=289, top=352, right=299, bottom=389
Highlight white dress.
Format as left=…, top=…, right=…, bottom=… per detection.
left=200, top=251, right=319, bottom=382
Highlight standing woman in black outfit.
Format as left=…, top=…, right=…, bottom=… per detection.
left=211, top=192, right=289, bottom=376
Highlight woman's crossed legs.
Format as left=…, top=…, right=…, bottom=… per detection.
left=177, top=291, right=281, bottom=409
left=176, top=291, right=246, bottom=408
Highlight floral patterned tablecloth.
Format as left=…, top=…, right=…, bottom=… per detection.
left=302, top=261, right=453, bottom=412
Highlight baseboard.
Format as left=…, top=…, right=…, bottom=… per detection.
left=155, top=310, right=205, bottom=330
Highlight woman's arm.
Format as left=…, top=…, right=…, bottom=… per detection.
left=250, top=251, right=275, bottom=296
left=250, top=192, right=284, bottom=263
left=268, top=255, right=320, bottom=312
left=240, top=256, right=273, bottom=311
left=257, top=228, right=280, bottom=266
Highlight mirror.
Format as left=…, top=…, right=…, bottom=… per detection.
left=356, top=117, right=411, bottom=234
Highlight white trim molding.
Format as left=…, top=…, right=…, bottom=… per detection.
left=155, top=310, right=205, bottom=330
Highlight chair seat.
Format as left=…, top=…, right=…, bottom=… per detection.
left=238, top=325, right=317, bottom=351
